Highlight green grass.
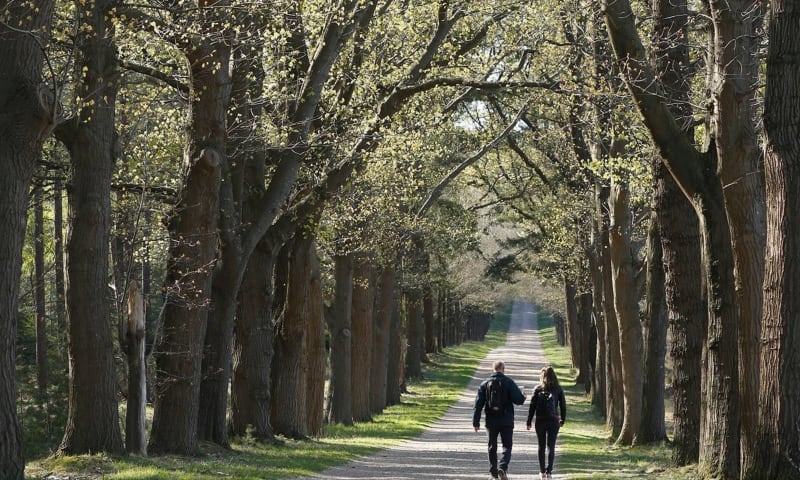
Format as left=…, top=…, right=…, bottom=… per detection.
left=25, top=304, right=512, bottom=480
left=535, top=310, right=699, bottom=479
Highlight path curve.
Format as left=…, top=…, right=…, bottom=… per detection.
left=292, top=300, right=560, bottom=480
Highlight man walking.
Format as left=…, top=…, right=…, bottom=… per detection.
left=473, top=360, right=527, bottom=480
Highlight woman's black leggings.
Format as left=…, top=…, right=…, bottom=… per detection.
left=535, top=418, right=560, bottom=474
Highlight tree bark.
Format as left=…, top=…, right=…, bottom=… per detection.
left=564, top=278, right=580, bottom=371
left=305, top=242, right=325, bottom=437
left=639, top=184, right=667, bottom=444
left=370, top=264, right=396, bottom=414
left=749, top=5, right=800, bottom=477
left=608, top=182, right=643, bottom=446
left=271, top=235, right=315, bottom=438
left=423, top=283, right=436, bottom=354
left=34, top=182, right=49, bottom=399
left=576, top=292, right=593, bottom=394
left=57, top=0, right=124, bottom=454
left=649, top=0, right=705, bottom=461
left=405, top=288, right=424, bottom=379
left=149, top=39, right=225, bottom=452
left=230, top=243, right=275, bottom=440
left=386, top=287, right=404, bottom=406
left=589, top=219, right=607, bottom=414
left=0, top=2, right=57, bottom=475
left=351, top=255, right=374, bottom=422
left=327, top=254, right=354, bottom=425
left=124, top=281, right=147, bottom=455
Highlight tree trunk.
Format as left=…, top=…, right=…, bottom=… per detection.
left=564, top=278, right=579, bottom=367
left=34, top=182, right=49, bottom=399
left=327, top=254, right=354, bottom=425
left=54, top=177, right=67, bottom=336
left=370, top=264, right=396, bottom=414
left=599, top=184, right=624, bottom=435
left=649, top=0, right=704, bottom=461
left=149, top=35, right=225, bottom=452
left=124, top=281, right=147, bottom=455
left=272, top=235, right=315, bottom=438
left=305, top=242, right=325, bottom=437
left=230, top=243, right=275, bottom=440
left=589, top=220, right=607, bottom=414
left=0, top=3, right=57, bottom=475
left=608, top=181, right=643, bottom=446
left=58, top=0, right=123, bottom=454
left=423, top=284, right=436, bottom=354
left=386, top=288, right=404, bottom=406
left=405, top=288, right=424, bottom=379
left=351, top=255, right=374, bottom=422
left=749, top=7, right=800, bottom=477
left=576, top=292, right=593, bottom=394
left=639, top=184, right=667, bottom=444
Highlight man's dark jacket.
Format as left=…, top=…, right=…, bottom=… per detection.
left=472, top=372, right=526, bottom=428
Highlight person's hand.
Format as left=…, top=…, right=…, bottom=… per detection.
left=474, top=425, right=480, bottom=432
left=526, top=423, right=531, bottom=431
left=559, top=420, right=565, bottom=427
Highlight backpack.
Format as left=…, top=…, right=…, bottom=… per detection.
left=537, top=388, right=559, bottom=419
left=484, top=377, right=507, bottom=416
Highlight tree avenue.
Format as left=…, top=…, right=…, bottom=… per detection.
left=1, top=1, right=799, bottom=480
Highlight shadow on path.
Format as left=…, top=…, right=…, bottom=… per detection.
left=291, top=299, right=562, bottom=480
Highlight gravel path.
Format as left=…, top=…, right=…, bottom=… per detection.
left=292, top=299, right=562, bottom=480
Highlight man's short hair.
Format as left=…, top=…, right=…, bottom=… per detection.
left=493, top=360, right=505, bottom=372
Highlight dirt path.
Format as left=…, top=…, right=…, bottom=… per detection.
left=292, top=299, right=561, bottom=480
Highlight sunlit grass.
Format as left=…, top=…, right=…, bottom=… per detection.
left=536, top=310, right=699, bottom=479
left=26, top=304, right=512, bottom=480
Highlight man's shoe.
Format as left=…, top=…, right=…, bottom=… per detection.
left=498, top=470, right=508, bottom=480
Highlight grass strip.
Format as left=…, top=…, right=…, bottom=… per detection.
left=27, top=304, right=512, bottom=480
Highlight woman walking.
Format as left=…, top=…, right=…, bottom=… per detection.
left=526, top=366, right=566, bottom=479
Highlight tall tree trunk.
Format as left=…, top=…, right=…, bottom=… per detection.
left=608, top=181, right=643, bottom=446
left=749, top=6, right=800, bottom=477
left=564, top=278, right=580, bottom=370
left=0, top=3, right=57, bottom=475
left=639, top=184, right=667, bottom=444
left=53, top=177, right=67, bottom=336
left=351, top=255, right=374, bottom=422
left=707, top=0, right=766, bottom=472
left=305, top=242, right=325, bottom=437
left=57, top=0, right=123, bottom=454
left=230, top=243, right=275, bottom=440
left=272, top=235, right=315, bottom=438
left=423, top=283, right=436, bottom=354
left=34, top=182, right=49, bottom=399
left=405, top=288, right=424, bottom=379
left=149, top=30, right=226, bottom=452
left=649, top=0, right=704, bottom=461
left=589, top=223, right=607, bottom=414
left=576, top=292, right=593, bottom=394
left=124, top=281, right=147, bottom=455
left=599, top=184, right=624, bottom=434
left=386, top=288, right=404, bottom=406
left=371, top=264, right=396, bottom=414
left=327, top=254, right=354, bottom=425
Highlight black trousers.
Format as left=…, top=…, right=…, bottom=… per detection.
left=486, top=425, right=514, bottom=476
left=535, top=418, right=560, bottom=474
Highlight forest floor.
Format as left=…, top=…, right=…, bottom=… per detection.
left=288, top=299, right=553, bottom=480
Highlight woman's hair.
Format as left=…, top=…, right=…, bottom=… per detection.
left=539, top=366, right=560, bottom=390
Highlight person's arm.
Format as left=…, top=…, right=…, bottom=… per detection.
left=558, top=387, right=567, bottom=425
left=473, top=383, right=485, bottom=431
left=510, top=379, right=526, bottom=405
left=526, top=388, right=538, bottom=427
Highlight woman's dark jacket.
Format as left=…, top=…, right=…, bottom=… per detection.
left=526, top=385, right=567, bottom=426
